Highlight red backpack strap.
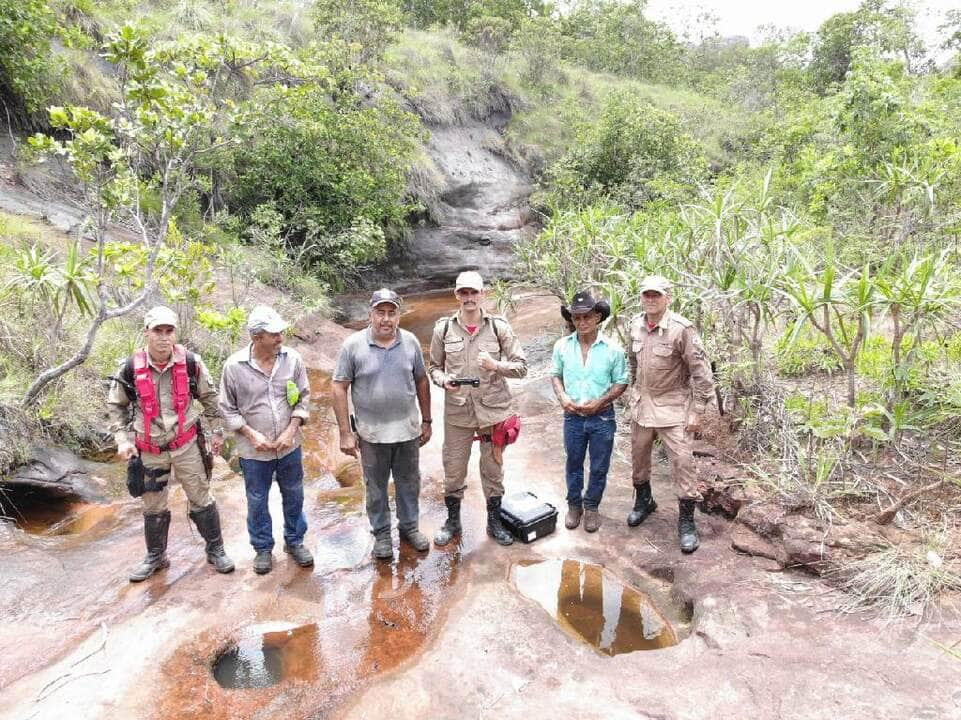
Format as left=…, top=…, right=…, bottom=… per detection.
left=171, top=344, right=191, bottom=435
left=133, top=349, right=159, bottom=452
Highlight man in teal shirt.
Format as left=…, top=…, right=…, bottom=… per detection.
left=551, top=290, right=628, bottom=533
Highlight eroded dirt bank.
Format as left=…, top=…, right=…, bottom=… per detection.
left=0, top=292, right=958, bottom=720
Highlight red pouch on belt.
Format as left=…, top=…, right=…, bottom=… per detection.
left=491, top=414, right=521, bottom=447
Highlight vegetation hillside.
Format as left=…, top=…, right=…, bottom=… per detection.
left=2, top=0, right=961, bottom=616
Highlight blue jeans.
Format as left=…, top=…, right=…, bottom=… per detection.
left=564, top=407, right=616, bottom=510
left=239, top=447, right=308, bottom=551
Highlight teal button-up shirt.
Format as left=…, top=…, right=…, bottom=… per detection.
left=551, top=333, right=628, bottom=404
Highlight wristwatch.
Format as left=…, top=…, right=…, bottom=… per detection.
left=422, top=419, right=433, bottom=424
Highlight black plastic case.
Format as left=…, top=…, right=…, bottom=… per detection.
left=499, top=491, right=558, bottom=543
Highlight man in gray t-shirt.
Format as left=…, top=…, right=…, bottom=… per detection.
left=332, top=288, right=433, bottom=559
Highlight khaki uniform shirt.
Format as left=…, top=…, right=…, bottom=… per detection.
left=106, top=346, right=223, bottom=449
left=428, top=310, right=528, bottom=429
left=627, top=310, right=714, bottom=427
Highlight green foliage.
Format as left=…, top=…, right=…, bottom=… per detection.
left=224, top=84, right=419, bottom=286
left=548, top=90, right=707, bottom=209
left=556, top=1, right=684, bottom=84
left=0, top=0, right=59, bottom=115
left=313, top=0, right=403, bottom=63
left=775, top=326, right=842, bottom=376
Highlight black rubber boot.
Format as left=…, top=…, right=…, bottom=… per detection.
left=486, top=496, right=514, bottom=546
left=627, top=483, right=657, bottom=527
left=129, top=511, right=171, bottom=583
left=678, top=499, right=700, bottom=554
left=433, top=496, right=462, bottom=547
left=189, top=502, right=235, bottom=574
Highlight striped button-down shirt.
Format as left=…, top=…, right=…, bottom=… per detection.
left=219, top=344, right=311, bottom=461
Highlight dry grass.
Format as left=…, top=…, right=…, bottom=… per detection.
left=826, top=529, right=961, bottom=619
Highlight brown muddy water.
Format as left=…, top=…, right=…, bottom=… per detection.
left=342, top=289, right=459, bottom=352
left=510, top=559, right=680, bottom=655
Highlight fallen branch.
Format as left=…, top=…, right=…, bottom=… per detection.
left=874, top=479, right=945, bottom=525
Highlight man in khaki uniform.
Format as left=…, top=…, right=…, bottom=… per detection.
left=626, top=276, right=714, bottom=553
left=429, top=271, right=528, bottom=547
left=108, top=305, right=234, bottom=581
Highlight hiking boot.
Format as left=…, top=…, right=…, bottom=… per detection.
left=284, top=543, right=314, bottom=567
left=189, top=502, right=235, bottom=574
left=401, top=528, right=430, bottom=552
left=434, top=496, right=462, bottom=547
left=373, top=534, right=393, bottom=559
left=129, top=511, right=171, bottom=583
left=564, top=504, right=583, bottom=530
left=678, top=499, right=700, bottom=554
left=253, top=550, right=273, bottom=574
left=583, top=508, right=601, bottom=533
left=486, top=496, right=514, bottom=546
left=627, top=483, right=657, bottom=527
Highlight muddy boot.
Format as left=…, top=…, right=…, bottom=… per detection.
left=565, top=504, right=583, bottom=530
left=627, top=483, right=657, bottom=527
left=583, top=508, right=601, bottom=533
left=189, top=502, right=235, bottom=574
left=678, top=499, right=700, bottom=554
left=400, top=528, right=430, bottom=552
left=434, top=496, right=462, bottom=547
left=373, top=533, right=393, bottom=559
left=486, top=496, right=514, bottom=546
left=129, top=511, right=171, bottom=583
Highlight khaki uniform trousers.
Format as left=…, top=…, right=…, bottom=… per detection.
left=442, top=417, right=504, bottom=500
left=140, top=440, right=213, bottom=514
left=631, top=422, right=701, bottom=501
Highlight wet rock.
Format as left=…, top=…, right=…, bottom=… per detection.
left=3, top=446, right=101, bottom=500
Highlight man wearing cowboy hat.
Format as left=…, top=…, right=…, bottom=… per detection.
left=626, top=275, right=714, bottom=553
left=551, top=290, right=628, bottom=532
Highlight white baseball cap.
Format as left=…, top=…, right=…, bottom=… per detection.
left=455, top=271, right=484, bottom=292
left=144, top=305, right=178, bottom=329
left=247, top=305, right=289, bottom=333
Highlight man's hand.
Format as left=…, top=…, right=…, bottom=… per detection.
left=558, top=393, right=580, bottom=414
left=117, top=440, right=138, bottom=461
left=419, top=421, right=433, bottom=446
left=210, top=434, right=225, bottom=455
left=274, top=426, right=298, bottom=454
left=443, top=374, right=461, bottom=392
left=685, top=411, right=702, bottom=434
left=578, top=398, right=608, bottom=416
left=477, top=351, right=499, bottom=372
left=245, top=427, right=276, bottom=452
left=340, top=432, right=359, bottom=458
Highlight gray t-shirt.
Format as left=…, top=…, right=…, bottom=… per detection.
left=333, top=327, right=426, bottom=443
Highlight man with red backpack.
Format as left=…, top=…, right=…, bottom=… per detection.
left=429, top=271, right=527, bottom=547
left=107, top=305, right=234, bottom=582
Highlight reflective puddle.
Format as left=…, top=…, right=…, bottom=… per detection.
left=510, top=559, right=679, bottom=655
left=1, top=489, right=117, bottom=536
left=212, top=623, right=321, bottom=689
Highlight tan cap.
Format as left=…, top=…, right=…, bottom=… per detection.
left=144, top=305, right=178, bottom=329
left=639, top=275, right=673, bottom=295
left=455, top=270, right=484, bottom=292
left=247, top=305, right=288, bottom=334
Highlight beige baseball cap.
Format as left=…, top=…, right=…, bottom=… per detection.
left=639, top=275, right=673, bottom=295
left=455, top=270, right=484, bottom=292
left=247, top=305, right=289, bottom=334
left=144, top=305, right=178, bottom=329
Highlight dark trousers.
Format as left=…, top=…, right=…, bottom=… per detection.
left=358, top=438, right=422, bottom=538
left=564, top=408, right=616, bottom=510
left=239, top=447, right=307, bottom=551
